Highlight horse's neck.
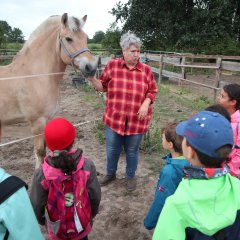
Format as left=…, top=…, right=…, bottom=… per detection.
left=15, top=27, right=66, bottom=74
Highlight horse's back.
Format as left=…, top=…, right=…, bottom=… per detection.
left=0, top=61, right=60, bottom=123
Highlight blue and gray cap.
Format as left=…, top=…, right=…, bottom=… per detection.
left=176, top=111, right=233, bottom=158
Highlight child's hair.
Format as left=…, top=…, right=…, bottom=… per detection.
left=50, top=145, right=81, bottom=175
left=186, top=141, right=232, bottom=168
left=44, top=118, right=77, bottom=175
left=162, top=122, right=183, bottom=153
left=223, top=83, right=240, bottom=110
left=205, top=104, right=231, bottom=122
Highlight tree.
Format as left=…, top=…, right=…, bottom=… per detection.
left=0, top=21, right=11, bottom=46
left=231, top=0, right=240, bottom=42
left=0, top=20, right=24, bottom=46
left=111, top=0, right=240, bottom=54
left=111, top=0, right=173, bottom=49
left=0, top=24, right=5, bottom=46
left=91, top=31, right=105, bottom=43
left=0, top=21, right=12, bottom=37
left=101, top=23, right=122, bottom=50
left=9, top=28, right=24, bottom=43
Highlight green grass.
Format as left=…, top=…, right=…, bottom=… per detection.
left=93, top=121, right=105, bottom=144
left=142, top=83, right=213, bottom=151
left=0, top=59, right=12, bottom=66
left=77, top=84, right=105, bottom=110
left=1, top=42, right=23, bottom=50
left=88, top=43, right=102, bottom=49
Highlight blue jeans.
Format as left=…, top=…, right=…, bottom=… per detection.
left=105, top=126, right=143, bottom=179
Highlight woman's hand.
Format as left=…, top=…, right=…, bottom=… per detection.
left=86, top=76, right=104, bottom=92
left=137, top=98, right=151, bottom=120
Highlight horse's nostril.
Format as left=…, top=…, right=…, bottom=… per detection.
left=85, top=64, right=91, bottom=73
left=82, top=63, right=97, bottom=77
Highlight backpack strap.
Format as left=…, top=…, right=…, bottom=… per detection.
left=0, top=176, right=28, bottom=240
left=234, top=122, right=240, bottom=149
left=0, top=176, right=28, bottom=204
left=3, top=230, right=9, bottom=240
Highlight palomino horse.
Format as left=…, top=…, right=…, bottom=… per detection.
left=0, top=13, right=98, bottom=167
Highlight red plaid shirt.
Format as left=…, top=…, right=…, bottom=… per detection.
left=100, top=58, right=158, bottom=136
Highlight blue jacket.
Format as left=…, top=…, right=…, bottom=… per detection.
left=144, top=154, right=190, bottom=230
left=0, top=168, right=44, bottom=240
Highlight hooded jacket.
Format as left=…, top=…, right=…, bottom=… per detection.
left=228, top=110, right=240, bottom=176
left=30, top=149, right=101, bottom=225
left=144, top=154, right=190, bottom=230
left=152, top=172, right=240, bottom=240
left=0, top=168, right=44, bottom=240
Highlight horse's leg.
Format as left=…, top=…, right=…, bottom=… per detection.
left=30, top=117, right=47, bottom=168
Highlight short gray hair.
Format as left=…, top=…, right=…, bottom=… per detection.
left=120, top=31, right=142, bottom=50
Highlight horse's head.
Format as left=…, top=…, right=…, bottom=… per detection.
left=58, top=13, right=98, bottom=77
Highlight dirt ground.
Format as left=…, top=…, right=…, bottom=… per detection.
left=0, top=68, right=157, bottom=240
left=1, top=66, right=239, bottom=239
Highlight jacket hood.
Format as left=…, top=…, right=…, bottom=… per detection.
left=42, top=149, right=83, bottom=180
left=176, top=175, right=240, bottom=235
left=163, top=154, right=190, bottom=167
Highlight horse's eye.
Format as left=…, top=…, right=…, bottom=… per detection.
left=65, top=37, right=73, bottom=43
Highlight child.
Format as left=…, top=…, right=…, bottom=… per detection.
left=205, top=104, right=231, bottom=122
left=30, top=118, right=101, bottom=240
left=153, top=111, right=240, bottom=240
left=0, top=168, right=44, bottom=239
left=144, top=122, right=190, bottom=230
left=218, top=83, right=240, bottom=177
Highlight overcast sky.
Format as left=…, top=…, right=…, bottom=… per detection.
left=0, top=0, right=127, bottom=39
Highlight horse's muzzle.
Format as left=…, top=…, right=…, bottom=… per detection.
left=79, top=58, right=98, bottom=77
left=84, top=63, right=97, bottom=77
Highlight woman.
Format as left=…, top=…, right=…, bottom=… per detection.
left=87, top=31, right=158, bottom=191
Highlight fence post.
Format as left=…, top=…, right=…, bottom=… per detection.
left=96, top=56, right=102, bottom=78
left=214, top=57, right=222, bottom=100
left=180, top=56, right=186, bottom=88
left=181, top=56, right=186, bottom=79
left=158, top=54, right=163, bottom=84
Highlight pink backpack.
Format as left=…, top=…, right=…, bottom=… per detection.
left=41, top=156, right=92, bottom=239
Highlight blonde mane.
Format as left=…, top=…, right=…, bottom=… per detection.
left=21, top=16, right=61, bottom=51
left=21, top=15, right=84, bottom=52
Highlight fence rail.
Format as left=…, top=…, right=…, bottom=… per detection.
left=98, top=52, right=240, bottom=99
left=1, top=49, right=240, bottom=99
left=0, top=55, right=15, bottom=60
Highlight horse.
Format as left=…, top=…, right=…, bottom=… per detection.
left=0, top=13, right=98, bottom=168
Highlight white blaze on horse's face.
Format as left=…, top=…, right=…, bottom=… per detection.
left=59, top=13, right=98, bottom=77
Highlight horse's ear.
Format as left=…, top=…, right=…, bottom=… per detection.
left=82, top=15, right=87, bottom=25
left=61, top=13, right=68, bottom=27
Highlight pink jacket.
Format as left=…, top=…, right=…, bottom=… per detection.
left=228, top=110, right=240, bottom=177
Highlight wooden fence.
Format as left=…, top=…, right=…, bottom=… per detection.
left=99, top=52, right=240, bottom=99
left=1, top=49, right=240, bottom=99
left=143, top=53, right=240, bottom=99
left=0, top=49, right=19, bottom=60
